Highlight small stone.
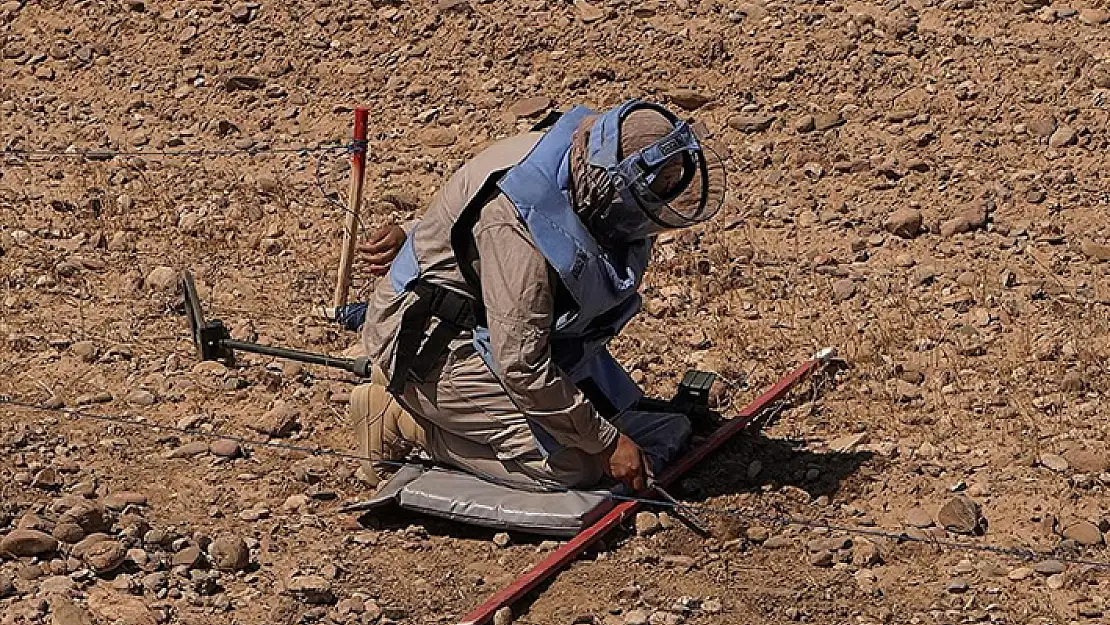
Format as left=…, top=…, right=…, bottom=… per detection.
left=624, top=609, right=650, bottom=625
left=72, top=533, right=111, bottom=559
left=1060, top=371, right=1086, bottom=393
left=253, top=401, right=299, bottom=438
left=1039, top=453, right=1069, bottom=472
left=493, top=606, right=514, bottom=625
left=947, top=578, right=970, bottom=593
left=763, top=535, right=793, bottom=549
left=1033, top=560, right=1065, bottom=575
left=282, top=494, right=309, bottom=512
left=50, top=596, right=95, bottom=625
left=667, top=89, right=711, bottom=111
left=83, top=540, right=126, bottom=574
left=1048, top=125, right=1077, bottom=148
left=209, top=440, right=241, bottom=458
left=851, top=540, right=882, bottom=566
left=71, top=341, right=98, bottom=362
left=508, top=96, right=551, bottom=119
left=59, top=503, right=107, bottom=533
left=103, top=492, right=147, bottom=511
left=813, top=112, right=845, bottom=131
left=574, top=0, right=606, bottom=22
left=208, top=536, right=250, bottom=572
left=794, top=115, right=816, bottom=133
left=226, top=75, right=265, bottom=91
left=940, top=204, right=988, bottom=237
left=904, top=507, right=934, bottom=528
left=745, top=526, right=770, bottom=542
left=144, top=266, right=178, bottom=292
left=727, top=115, right=775, bottom=133
left=288, top=575, right=336, bottom=605
left=230, top=4, right=251, bottom=22
left=661, top=555, right=695, bottom=570
left=936, top=496, right=984, bottom=535
left=1080, top=240, right=1110, bottom=262
left=52, top=524, right=86, bottom=544
left=1079, top=8, right=1110, bottom=24
left=33, top=468, right=62, bottom=490
left=1063, top=448, right=1108, bottom=473
left=1, top=529, right=59, bottom=556
left=492, top=533, right=511, bottom=548
left=126, top=390, right=156, bottom=406
left=831, top=279, right=856, bottom=302
left=828, top=433, right=867, bottom=452
left=1008, top=566, right=1033, bottom=580
left=424, top=128, right=456, bottom=148
left=1061, top=521, right=1103, bottom=546
left=808, top=549, right=834, bottom=567
left=1046, top=573, right=1065, bottom=589
left=1078, top=603, right=1103, bottom=618
left=884, top=208, right=923, bottom=238
left=75, top=392, right=112, bottom=406
left=635, top=512, right=661, bottom=536
left=167, top=441, right=209, bottom=458
left=172, top=546, right=206, bottom=570
left=702, top=599, right=722, bottom=614
left=657, top=512, right=676, bottom=530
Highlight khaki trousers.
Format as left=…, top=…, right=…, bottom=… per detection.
left=350, top=341, right=605, bottom=490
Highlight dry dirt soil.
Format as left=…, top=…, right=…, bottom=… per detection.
left=5, top=0, right=1110, bottom=623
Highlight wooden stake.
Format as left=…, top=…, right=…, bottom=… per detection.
left=333, top=107, right=370, bottom=309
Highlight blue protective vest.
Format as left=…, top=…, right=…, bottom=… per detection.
left=388, top=106, right=652, bottom=453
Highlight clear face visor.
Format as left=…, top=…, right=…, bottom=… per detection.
left=586, top=103, right=726, bottom=244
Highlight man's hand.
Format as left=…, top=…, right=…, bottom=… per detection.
left=357, top=225, right=406, bottom=276
left=603, top=433, right=648, bottom=491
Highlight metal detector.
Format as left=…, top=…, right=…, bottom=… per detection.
left=180, top=270, right=372, bottom=377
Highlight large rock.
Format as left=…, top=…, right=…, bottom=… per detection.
left=1, top=529, right=59, bottom=557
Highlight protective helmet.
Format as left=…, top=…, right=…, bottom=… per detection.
left=577, top=99, right=726, bottom=244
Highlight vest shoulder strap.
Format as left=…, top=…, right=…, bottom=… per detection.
left=449, top=171, right=507, bottom=312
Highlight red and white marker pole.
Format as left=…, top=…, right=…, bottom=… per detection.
left=333, top=107, right=370, bottom=310
left=457, top=348, right=837, bottom=625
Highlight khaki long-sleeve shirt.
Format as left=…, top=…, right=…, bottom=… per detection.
left=361, top=133, right=619, bottom=456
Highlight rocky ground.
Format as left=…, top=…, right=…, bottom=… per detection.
left=4, top=0, right=1110, bottom=623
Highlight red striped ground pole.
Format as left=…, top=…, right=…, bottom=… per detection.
left=458, top=349, right=835, bottom=625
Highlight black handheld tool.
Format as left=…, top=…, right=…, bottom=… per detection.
left=180, top=270, right=373, bottom=377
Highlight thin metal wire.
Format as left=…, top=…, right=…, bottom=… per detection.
left=1, top=144, right=351, bottom=160
left=2, top=396, right=1108, bottom=569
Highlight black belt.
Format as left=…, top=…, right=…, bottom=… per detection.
left=388, top=281, right=480, bottom=394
